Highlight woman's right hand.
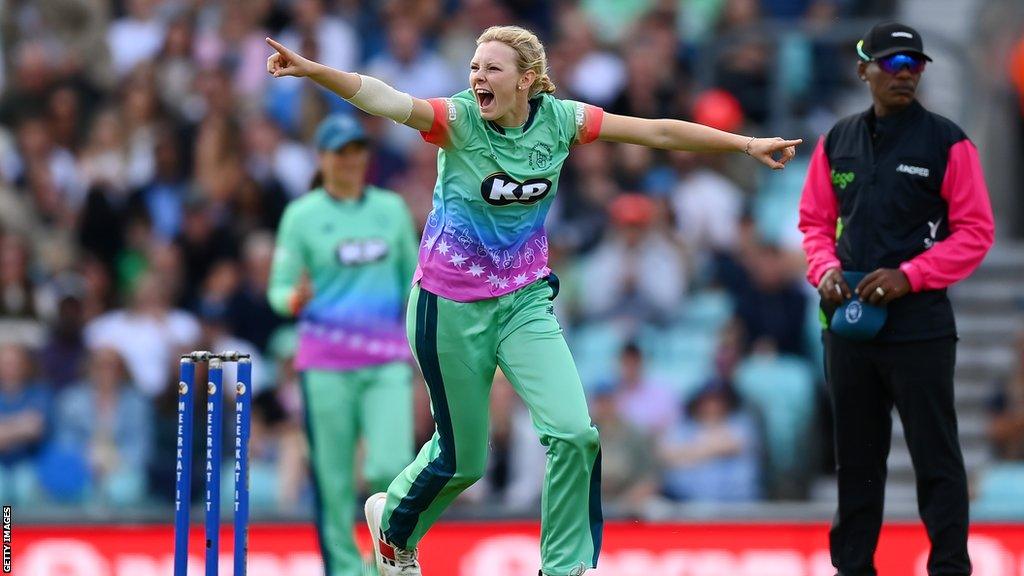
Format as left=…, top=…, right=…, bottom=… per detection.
left=817, top=268, right=852, bottom=306
left=266, top=37, right=317, bottom=78
left=290, top=273, right=314, bottom=315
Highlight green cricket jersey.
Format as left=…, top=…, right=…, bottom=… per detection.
left=414, top=89, right=604, bottom=301
left=268, top=186, right=418, bottom=370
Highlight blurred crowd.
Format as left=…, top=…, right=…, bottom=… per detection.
left=1, top=0, right=1021, bottom=520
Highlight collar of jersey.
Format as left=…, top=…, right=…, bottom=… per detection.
left=486, top=97, right=542, bottom=135
left=320, top=186, right=368, bottom=205
left=862, top=98, right=924, bottom=133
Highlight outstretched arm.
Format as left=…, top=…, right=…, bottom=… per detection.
left=598, top=112, right=802, bottom=170
left=266, top=37, right=435, bottom=132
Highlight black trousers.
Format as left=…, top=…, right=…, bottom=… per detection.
left=824, top=333, right=971, bottom=576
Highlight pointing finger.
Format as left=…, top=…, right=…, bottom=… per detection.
left=266, top=37, right=291, bottom=55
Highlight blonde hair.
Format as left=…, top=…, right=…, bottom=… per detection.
left=476, top=26, right=556, bottom=98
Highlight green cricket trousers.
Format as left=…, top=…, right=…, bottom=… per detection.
left=302, top=362, right=414, bottom=575
left=380, top=277, right=603, bottom=576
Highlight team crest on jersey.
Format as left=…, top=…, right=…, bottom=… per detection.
left=336, top=238, right=389, bottom=265
left=480, top=173, right=552, bottom=206
left=529, top=142, right=552, bottom=170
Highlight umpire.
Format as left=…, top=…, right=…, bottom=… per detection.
left=798, top=22, right=995, bottom=576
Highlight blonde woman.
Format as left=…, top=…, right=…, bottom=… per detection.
left=267, top=26, right=801, bottom=576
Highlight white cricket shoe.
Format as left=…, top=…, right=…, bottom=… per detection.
left=364, top=492, right=422, bottom=575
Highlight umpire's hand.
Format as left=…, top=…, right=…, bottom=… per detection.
left=856, top=268, right=911, bottom=305
left=817, top=268, right=852, bottom=306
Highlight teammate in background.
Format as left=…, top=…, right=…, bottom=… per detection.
left=268, top=114, right=418, bottom=576
left=799, top=23, right=994, bottom=576
left=267, top=26, right=801, bottom=576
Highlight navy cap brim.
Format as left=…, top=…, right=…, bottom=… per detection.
left=319, top=134, right=370, bottom=151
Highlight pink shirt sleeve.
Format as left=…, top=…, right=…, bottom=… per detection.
left=797, top=137, right=842, bottom=287
left=899, top=139, right=995, bottom=291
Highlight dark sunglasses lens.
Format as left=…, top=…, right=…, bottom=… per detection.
left=878, top=54, right=925, bottom=74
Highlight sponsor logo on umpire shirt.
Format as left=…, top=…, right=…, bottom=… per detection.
left=831, top=169, right=855, bottom=190
left=896, top=163, right=930, bottom=177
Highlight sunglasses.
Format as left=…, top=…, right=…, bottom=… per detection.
left=874, top=53, right=927, bottom=75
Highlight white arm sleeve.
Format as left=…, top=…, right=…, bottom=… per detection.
left=346, top=74, right=415, bottom=124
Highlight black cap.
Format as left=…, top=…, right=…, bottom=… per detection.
left=857, top=22, right=932, bottom=62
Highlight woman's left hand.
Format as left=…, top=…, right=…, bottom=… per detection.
left=746, top=137, right=803, bottom=170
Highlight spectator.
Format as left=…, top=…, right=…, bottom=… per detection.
left=37, top=276, right=88, bottom=390
left=226, top=232, right=284, bottom=353
left=83, top=271, right=200, bottom=397
left=669, top=149, right=744, bottom=267
left=555, top=8, right=626, bottom=107
left=78, top=253, right=116, bottom=320
left=0, top=42, right=58, bottom=126
left=242, top=115, right=316, bottom=201
left=265, top=325, right=303, bottom=425
left=0, top=343, right=52, bottom=502
left=194, top=267, right=269, bottom=392
left=4, top=0, right=113, bottom=92
left=154, top=14, right=198, bottom=120
left=55, top=347, right=152, bottom=505
left=988, top=332, right=1024, bottom=460
left=589, top=382, right=660, bottom=515
left=243, top=387, right=308, bottom=512
left=15, top=116, right=84, bottom=216
left=106, top=0, right=167, bottom=78
left=579, top=0, right=656, bottom=44
left=130, top=126, right=187, bottom=243
left=0, top=233, right=39, bottom=321
left=659, top=380, right=762, bottom=502
left=47, top=84, right=86, bottom=152
left=78, top=107, right=131, bottom=195
left=119, top=67, right=163, bottom=190
left=548, top=140, right=618, bottom=255
left=577, top=193, right=686, bottom=326
left=193, top=106, right=244, bottom=209
left=365, top=17, right=458, bottom=153
left=277, top=0, right=358, bottom=75
left=605, top=341, right=679, bottom=436
left=607, top=38, right=678, bottom=119
left=193, top=0, right=272, bottom=107
left=713, top=0, right=772, bottom=125
left=731, top=241, right=808, bottom=356
left=174, top=197, right=240, bottom=307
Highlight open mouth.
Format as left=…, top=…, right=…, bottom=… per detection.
left=475, top=88, right=494, bottom=110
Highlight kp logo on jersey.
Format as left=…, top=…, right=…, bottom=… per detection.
left=336, top=238, right=389, bottom=265
left=481, top=173, right=552, bottom=206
